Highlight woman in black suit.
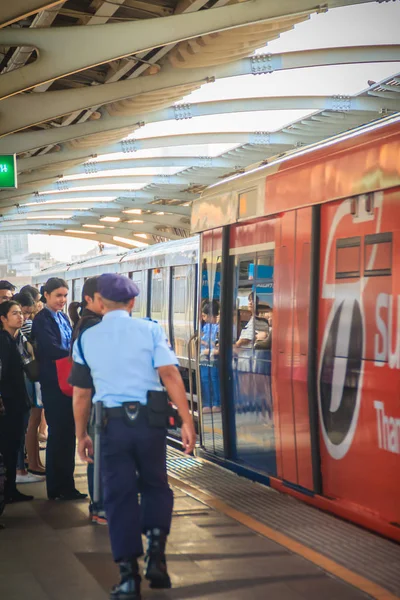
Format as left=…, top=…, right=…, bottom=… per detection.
left=0, top=301, right=32, bottom=503
left=32, top=277, right=86, bottom=501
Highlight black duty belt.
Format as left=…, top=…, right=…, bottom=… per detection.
left=104, top=403, right=143, bottom=419
left=102, top=393, right=181, bottom=429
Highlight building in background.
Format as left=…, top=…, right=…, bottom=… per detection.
left=0, top=232, right=29, bottom=260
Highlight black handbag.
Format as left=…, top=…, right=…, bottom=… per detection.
left=21, top=340, right=40, bottom=383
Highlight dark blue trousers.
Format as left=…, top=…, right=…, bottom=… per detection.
left=101, top=412, right=173, bottom=561
left=41, top=384, right=76, bottom=497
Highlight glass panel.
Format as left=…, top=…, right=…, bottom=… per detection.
left=73, top=279, right=83, bottom=303
left=150, top=268, right=169, bottom=337
left=200, top=238, right=223, bottom=455
left=171, top=265, right=195, bottom=360
left=130, top=271, right=142, bottom=317
left=232, top=251, right=276, bottom=475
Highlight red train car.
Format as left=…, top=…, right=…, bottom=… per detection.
left=191, top=115, right=400, bottom=541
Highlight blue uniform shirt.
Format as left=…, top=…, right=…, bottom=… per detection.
left=45, top=305, right=72, bottom=351
left=72, top=310, right=178, bottom=407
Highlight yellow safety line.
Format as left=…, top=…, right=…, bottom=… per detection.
left=168, top=474, right=400, bottom=600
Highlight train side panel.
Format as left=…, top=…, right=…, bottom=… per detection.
left=318, top=189, right=400, bottom=525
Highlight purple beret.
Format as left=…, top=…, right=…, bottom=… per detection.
left=98, top=273, right=139, bottom=302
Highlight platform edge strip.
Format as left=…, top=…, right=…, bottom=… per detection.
left=168, top=474, right=400, bottom=600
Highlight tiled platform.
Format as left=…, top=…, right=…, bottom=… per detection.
left=0, top=458, right=372, bottom=600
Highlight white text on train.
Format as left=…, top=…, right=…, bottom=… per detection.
left=374, top=293, right=400, bottom=368
left=374, top=401, right=400, bottom=455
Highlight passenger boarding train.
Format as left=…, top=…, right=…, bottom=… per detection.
left=35, top=115, right=400, bottom=542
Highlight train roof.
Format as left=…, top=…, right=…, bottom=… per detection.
left=192, top=113, right=400, bottom=233
left=120, top=236, right=198, bottom=264
left=34, top=236, right=199, bottom=280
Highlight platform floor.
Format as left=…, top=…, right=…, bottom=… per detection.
left=0, top=454, right=382, bottom=600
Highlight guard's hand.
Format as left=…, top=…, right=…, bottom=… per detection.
left=181, top=421, right=196, bottom=455
left=78, top=434, right=94, bottom=464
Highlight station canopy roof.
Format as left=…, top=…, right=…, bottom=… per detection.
left=0, top=0, right=399, bottom=249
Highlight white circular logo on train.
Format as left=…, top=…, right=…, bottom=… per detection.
left=318, top=295, right=364, bottom=460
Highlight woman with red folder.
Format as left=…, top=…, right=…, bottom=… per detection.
left=32, top=277, right=86, bottom=501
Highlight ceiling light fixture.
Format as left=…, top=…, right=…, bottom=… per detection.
left=100, top=216, right=121, bottom=222
left=113, top=236, right=148, bottom=248
left=83, top=224, right=106, bottom=229
left=65, top=229, right=96, bottom=235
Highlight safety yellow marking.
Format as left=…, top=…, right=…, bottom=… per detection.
left=168, top=474, right=400, bottom=600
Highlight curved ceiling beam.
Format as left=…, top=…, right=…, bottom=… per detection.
left=3, top=171, right=222, bottom=198
left=19, top=156, right=248, bottom=186
left=0, top=206, right=188, bottom=231
left=6, top=199, right=192, bottom=217
left=0, top=0, right=330, bottom=99
left=14, top=130, right=299, bottom=176
left=0, top=225, right=154, bottom=248
left=0, top=0, right=64, bottom=28
left=0, top=216, right=184, bottom=240
left=1, top=200, right=189, bottom=219
left=0, top=189, right=195, bottom=206
left=42, top=230, right=154, bottom=249
left=2, top=45, right=399, bottom=141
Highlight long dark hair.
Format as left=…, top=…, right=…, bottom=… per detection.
left=13, top=292, right=35, bottom=309
left=20, top=284, right=40, bottom=302
left=40, top=277, right=69, bottom=304
left=69, top=277, right=99, bottom=327
left=0, top=300, right=20, bottom=328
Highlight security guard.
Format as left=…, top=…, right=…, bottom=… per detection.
left=70, top=273, right=196, bottom=600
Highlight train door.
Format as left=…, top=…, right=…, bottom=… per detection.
left=273, top=207, right=315, bottom=491
left=318, top=190, right=400, bottom=525
left=231, top=249, right=276, bottom=473
left=228, top=220, right=277, bottom=474
left=199, top=228, right=223, bottom=456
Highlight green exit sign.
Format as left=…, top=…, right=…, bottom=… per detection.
left=0, top=155, right=17, bottom=189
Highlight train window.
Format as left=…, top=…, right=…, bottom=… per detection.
left=129, top=271, right=142, bottom=316
left=336, top=237, right=361, bottom=279
left=239, top=257, right=254, bottom=281
left=150, top=268, right=169, bottom=336
left=364, top=232, right=392, bottom=277
left=171, top=265, right=195, bottom=360
left=257, top=251, right=274, bottom=280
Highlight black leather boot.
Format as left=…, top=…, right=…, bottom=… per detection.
left=110, top=559, right=141, bottom=600
left=144, top=528, right=171, bottom=589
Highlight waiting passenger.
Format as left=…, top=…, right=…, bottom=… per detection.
left=32, top=278, right=86, bottom=501
left=200, top=301, right=221, bottom=414
left=19, top=285, right=48, bottom=452
left=69, top=277, right=106, bottom=524
left=0, top=281, right=16, bottom=303
left=0, top=301, right=33, bottom=503
left=12, top=293, right=45, bottom=483
left=20, top=285, right=42, bottom=339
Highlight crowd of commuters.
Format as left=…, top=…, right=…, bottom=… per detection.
left=0, top=278, right=89, bottom=512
